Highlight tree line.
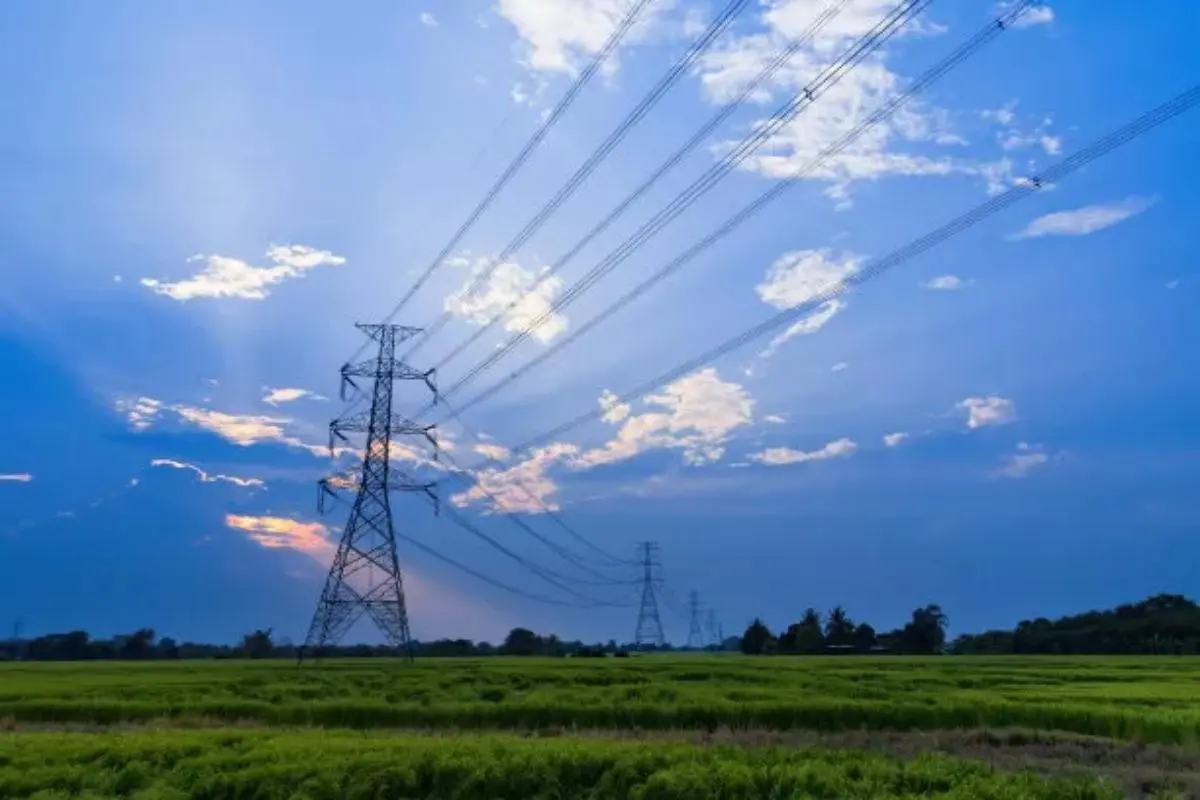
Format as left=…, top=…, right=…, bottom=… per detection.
left=2, top=594, right=1196, bottom=661
left=738, top=604, right=948, bottom=656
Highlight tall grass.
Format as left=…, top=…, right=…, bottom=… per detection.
left=2, top=656, right=1199, bottom=742
left=0, top=729, right=1124, bottom=800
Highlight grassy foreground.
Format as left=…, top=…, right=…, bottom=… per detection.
left=0, top=728, right=1125, bottom=799
left=2, top=656, right=1200, bottom=743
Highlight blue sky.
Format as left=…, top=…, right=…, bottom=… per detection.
left=1, top=0, right=1197, bottom=646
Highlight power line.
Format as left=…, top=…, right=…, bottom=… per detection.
left=426, top=0, right=857, bottom=372
left=433, top=0, right=946, bottom=411
left=402, top=0, right=756, bottom=360
left=439, top=0, right=1034, bottom=421
left=497, top=82, right=1200, bottom=456
left=686, top=591, right=704, bottom=649
left=436, top=395, right=636, bottom=569
left=342, top=0, right=659, bottom=367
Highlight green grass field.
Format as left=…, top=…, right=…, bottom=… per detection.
left=3, top=656, right=1199, bottom=797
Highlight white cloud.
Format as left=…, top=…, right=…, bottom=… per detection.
left=760, top=299, right=846, bottom=359
left=473, top=443, right=512, bottom=462
left=141, top=244, right=346, bottom=301
left=1166, top=279, right=1180, bottom=291
left=997, top=442, right=1051, bottom=478
left=420, top=11, right=439, bottom=27
left=451, top=443, right=579, bottom=514
left=172, top=406, right=292, bottom=446
left=443, top=255, right=568, bottom=344
left=578, top=368, right=755, bottom=468
left=958, top=396, right=1016, bottom=429
left=1006, top=3, right=1054, bottom=29
left=116, top=396, right=163, bottom=431
left=151, top=459, right=265, bottom=489
left=226, top=514, right=333, bottom=558
left=757, top=249, right=862, bottom=309
left=598, top=389, right=632, bottom=424
left=883, top=432, right=909, bottom=447
left=748, top=437, right=857, bottom=466
left=697, top=3, right=1009, bottom=202
left=831, top=361, right=849, bottom=372
left=262, top=387, right=326, bottom=406
left=923, top=275, right=966, bottom=291
left=0, top=473, right=33, bottom=483
left=496, top=0, right=669, bottom=76
left=1010, top=197, right=1157, bottom=240
left=764, top=413, right=788, bottom=424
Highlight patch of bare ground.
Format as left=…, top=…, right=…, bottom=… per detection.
left=3, top=719, right=1196, bottom=798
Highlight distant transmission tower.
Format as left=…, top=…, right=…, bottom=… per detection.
left=300, top=324, right=439, bottom=664
left=705, top=609, right=721, bottom=650
left=686, top=591, right=704, bottom=650
left=633, top=541, right=666, bottom=649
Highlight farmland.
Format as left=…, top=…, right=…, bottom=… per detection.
left=2, top=656, right=1200, bottom=797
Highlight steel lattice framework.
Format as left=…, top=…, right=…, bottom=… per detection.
left=300, top=324, right=438, bottom=663
left=633, top=541, right=665, bottom=649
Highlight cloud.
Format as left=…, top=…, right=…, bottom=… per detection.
left=958, top=396, right=1016, bottom=429
left=578, top=368, right=755, bottom=468
left=831, top=362, right=849, bottom=372
left=226, top=514, right=333, bottom=558
left=757, top=248, right=862, bottom=309
left=451, top=443, right=579, bottom=514
left=419, top=11, right=439, bottom=27
left=496, top=0, right=669, bottom=76
left=262, top=387, right=326, bottom=406
left=597, top=389, right=632, bottom=424
left=923, top=275, right=966, bottom=291
left=0, top=473, right=33, bottom=483
left=473, top=443, right=512, bottom=462
left=883, top=432, right=909, bottom=447
left=997, top=442, right=1051, bottom=478
left=151, top=459, right=265, bottom=489
left=172, top=406, right=292, bottom=446
left=1006, top=3, right=1054, bottom=29
left=764, top=413, right=788, bottom=424
left=1010, top=197, right=1157, bottom=240
left=760, top=299, right=846, bottom=359
left=748, top=437, right=857, bottom=466
left=140, top=244, right=346, bottom=301
left=443, top=255, right=568, bottom=344
left=116, top=396, right=164, bottom=431
left=697, top=3, right=1011, bottom=202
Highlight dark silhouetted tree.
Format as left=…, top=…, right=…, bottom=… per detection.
left=740, top=618, right=775, bottom=655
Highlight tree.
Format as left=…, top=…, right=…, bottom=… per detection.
left=239, top=628, right=275, bottom=659
left=119, top=628, right=157, bottom=659
left=853, top=623, right=877, bottom=651
left=899, top=605, right=948, bottom=654
left=501, top=627, right=542, bottom=656
left=824, top=606, right=856, bottom=647
left=740, top=618, right=775, bottom=655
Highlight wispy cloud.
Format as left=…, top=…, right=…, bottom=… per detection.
left=496, top=0, right=669, bottom=76
left=996, top=442, right=1051, bottom=478
left=748, top=438, right=857, bottom=466
left=958, top=396, right=1017, bottom=429
left=419, top=11, right=439, bottom=27
left=151, top=459, right=265, bottom=489
left=578, top=368, right=755, bottom=468
left=882, top=432, right=909, bottom=447
left=831, top=362, right=850, bottom=373
left=451, top=443, right=578, bottom=514
left=262, top=387, right=326, bottom=406
left=141, top=244, right=346, bottom=301
left=443, top=254, right=568, bottom=345
left=1010, top=197, right=1157, bottom=240
left=226, top=514, right=332, bottom=557
left=0, top=473, right=33, bottom=483
left=922, top=275, right=967, bottom=291
left=1004, top=2, right=1055, bottom=29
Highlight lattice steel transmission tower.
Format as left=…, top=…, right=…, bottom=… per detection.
left=686, top=591, right=704, bottom=650
left=633, top=541, right=665, bottom=649
left=300, top=323, right=439, bottom=664
left=705, top=609, right=723, bottom=650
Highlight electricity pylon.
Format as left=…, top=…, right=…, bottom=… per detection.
left=705, top=609, right=722, bottom=650
left=686, top=590, right=704, bottom=650
left=633, top=541, right=665, bottom=649
left=300, top=323, right=439, bottom=663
